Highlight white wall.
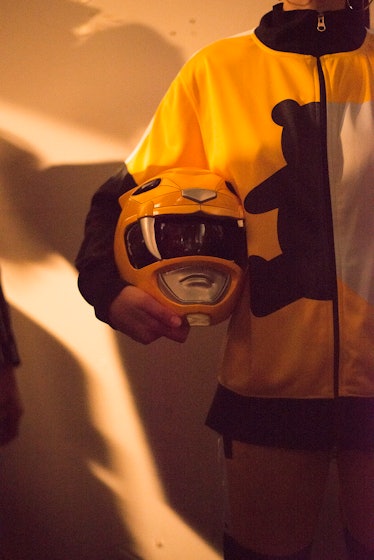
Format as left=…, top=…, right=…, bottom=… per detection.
left=0, top=2, right=371, bottom=559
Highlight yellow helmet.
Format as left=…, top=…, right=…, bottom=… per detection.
left=114, top=168, right=247, bottom=326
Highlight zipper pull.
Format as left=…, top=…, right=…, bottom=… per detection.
left=317, top=13, right=326, bottom=32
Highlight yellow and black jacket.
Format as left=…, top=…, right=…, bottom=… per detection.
left=76, top=5, right=374, bottom=399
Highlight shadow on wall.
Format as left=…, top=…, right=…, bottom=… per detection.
left=0, top=134, right=121, bottom=263
left=0, top=2, right=226, bottom=558
left=0, top=0, right=184, bottom=141
left=0, top=308, right=138, bottom=560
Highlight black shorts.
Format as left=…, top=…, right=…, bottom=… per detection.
left=206, top=384, right=374, bottom=452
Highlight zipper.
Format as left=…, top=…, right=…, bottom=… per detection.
left=316, top=57, right=340, bottom=397
left=317, top=13, right=326, bottom=32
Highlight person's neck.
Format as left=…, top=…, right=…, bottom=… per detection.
left=283, top=0, right=346, bottom=10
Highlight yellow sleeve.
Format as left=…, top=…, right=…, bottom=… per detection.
left=125, top=64, right=209, bottom=185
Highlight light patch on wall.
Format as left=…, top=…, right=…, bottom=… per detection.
left=68, top=0, right=143, bottom=41
left=0, top=99, right=129, bottom=166
left=91, top=462, right=221, bottom=559
left=70, top=5, right=125, bottom=41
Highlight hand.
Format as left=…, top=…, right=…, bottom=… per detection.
left=0, top=366, right=24, bottom=446
left=108, top=285, right=190, bottom=344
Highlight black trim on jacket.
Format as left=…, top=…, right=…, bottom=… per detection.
left=256, top=3, right=366, bottom=56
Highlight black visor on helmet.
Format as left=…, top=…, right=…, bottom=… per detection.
left=125, top=214, right=247, bottom=270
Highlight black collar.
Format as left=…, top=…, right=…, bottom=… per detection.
left=255, top=3, right=367, bottom=56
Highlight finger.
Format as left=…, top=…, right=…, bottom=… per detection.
left=123, top=313, right=189, bottom=344
left=139, top=295, right=183, bottom=329
left=135, top=300, right=190, bottom=342
left=109, top=286, right=187, bottom=343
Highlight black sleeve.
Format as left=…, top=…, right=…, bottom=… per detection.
left=75, top=165, right=137, bottom=324
left=0, top=282, right=20, bottom=369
